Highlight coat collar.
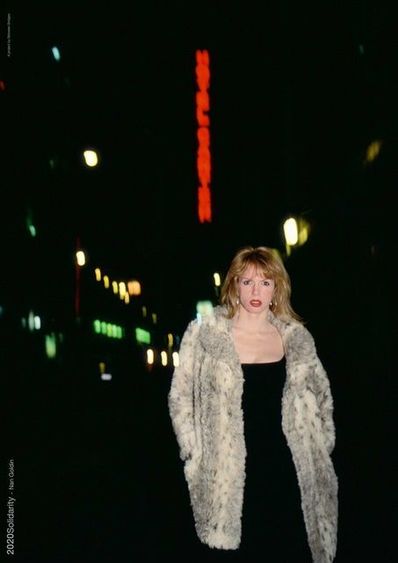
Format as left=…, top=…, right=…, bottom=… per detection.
left=198, top=305, right=297, bottom=366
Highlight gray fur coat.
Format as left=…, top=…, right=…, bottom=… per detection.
left=168, top=305, right=338, bottom=562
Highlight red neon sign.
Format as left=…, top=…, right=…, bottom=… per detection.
left=195, top=50, right=212, bottom=223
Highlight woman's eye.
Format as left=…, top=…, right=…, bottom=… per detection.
left=261, top=280, right=270, bottom=286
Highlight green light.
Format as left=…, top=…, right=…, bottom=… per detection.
left=51, top=46, right=61, bottom=61
left=26, top=209, right=37, bottom=237
left=28, top=311, right=35, bottom=332
left=135, top=327, right=151, bottom=345
left=94, top=319, right=124, bottom=339
left=196, top=300, right=214, bottom=316
left=45, top=334, right=57, bottom=358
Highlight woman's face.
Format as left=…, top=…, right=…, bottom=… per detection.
left=237, top=264, right=275, bottom=315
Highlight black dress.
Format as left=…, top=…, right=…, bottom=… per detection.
left=239, top=358, right=311, bottom=561
left=195, top=358, right=311, bottom=563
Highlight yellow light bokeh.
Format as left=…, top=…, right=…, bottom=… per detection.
left=365, top=140, right=382, bottom=163
left=83, top=149, right=99, bottom=167
left=76, top=250, right=86, bottom=266
left=119, top=281, right=126, bottom=299
left=146, top=349, right=154, bottom=365
left=172, top=352, right=179, bottom=367
left=283, top=218, right=298, bottom=246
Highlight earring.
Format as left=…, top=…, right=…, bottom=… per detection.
left=236, top=297, right=240, bottom=305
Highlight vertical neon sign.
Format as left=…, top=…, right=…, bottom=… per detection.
left=195, top=49, right=212, bottom=223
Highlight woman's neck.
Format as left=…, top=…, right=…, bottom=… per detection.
left=232, top=308, right=271, bottom=333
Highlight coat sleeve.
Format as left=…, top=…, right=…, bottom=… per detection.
left=309, top=337, right=336, bottom=456
left=299, top=325, right=336, bottom=456
left=168, top=319, right=199, bottom=462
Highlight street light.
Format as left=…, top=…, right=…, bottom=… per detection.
left=75, top=241, right=86, bottom=319
left=283, top=216, right=310, bottom=256
left=83, top=149, right=99, bottom=167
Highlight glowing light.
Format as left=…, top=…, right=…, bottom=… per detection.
left=34, top=316, right=41, bottom=330
left=112, top=281, right=118, bottom=294
left=45, top=334, right=57, bottom=358
left=103, top=275, right=110, bottom=288
left=142, top=306, right=147, bottom=317
left=298, top=222, right=309, bottom=245
left=76, top=251, right=86, bottom=266
left=28, top=311, right=35, bottom=331
left=167, top=333, right=174, bottom=347
left=152, top=313, right=157, bottom=324
left=95, top=320, right=123, bottom=338
left=26, top=210, right=37, bottom=237
left=124, top=293, right=130, bottom=304
left=195, top=49, right=212, bottom=223
left=51, top=46, right=61, bottom=61
left=128, top=280, right=141, bottom=296
left=101, top=373, right=112, bottom=381
left=161, top=351, right=168, bottom=366
left=95, top=268, right=101, bottom=281
left=146, top=349, right=154, bottom=365
left=83, top=150, right=99, bottom=167
left=136, top=327, right=151, bottom=345
left=196, top=301, right=214, bottom=319
left=283, top=218, right=298, bottom=246
left=172, top=352, right=180, bottom=367
left=119, top=281, right=126, bottom=299
left=99, top=362, right=106, bottom=374
left=213, top=273, right=221, bottom=287
left=365, top=140, right=382, bottom=163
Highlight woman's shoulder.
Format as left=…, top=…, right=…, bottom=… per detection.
left=272, top=314, right=316, bottom=349
left=179, top=305, right=228, bottom=344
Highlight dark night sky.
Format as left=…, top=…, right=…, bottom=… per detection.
left=3, top=1, right=397, bottom=322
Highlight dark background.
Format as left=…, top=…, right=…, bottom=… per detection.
left=1, top=2, right=395, bottom=562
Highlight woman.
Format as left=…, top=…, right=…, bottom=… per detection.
left=168, top=246, right=338, bottom=562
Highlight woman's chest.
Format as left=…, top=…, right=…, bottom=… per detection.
left=232, top=328, right=285, bottom=363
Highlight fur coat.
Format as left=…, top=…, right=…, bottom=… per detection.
left=168, top=305, right=338, bottom=562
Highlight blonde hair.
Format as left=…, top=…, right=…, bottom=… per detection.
left=220, top=246, right=302, bottom=321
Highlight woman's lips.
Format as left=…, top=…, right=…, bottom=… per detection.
left=249, top=300, right=262, bottom=307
